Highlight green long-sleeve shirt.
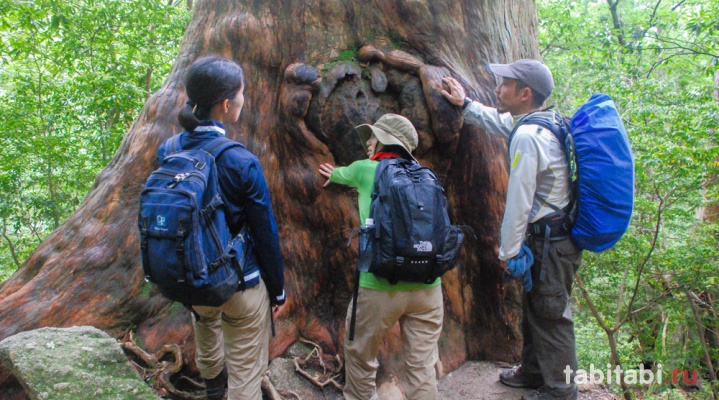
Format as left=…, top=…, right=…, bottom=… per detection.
left=330, top=158, right=441, bottom=291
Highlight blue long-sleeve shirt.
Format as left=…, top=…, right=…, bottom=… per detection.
left=157, top=121, right=285, bottom=304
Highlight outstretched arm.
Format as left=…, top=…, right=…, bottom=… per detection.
left=318, top=163, right=335, bottom=187
left=441, top=77, right=467, bottom=106
left=442, top=76, right=514, bottom=138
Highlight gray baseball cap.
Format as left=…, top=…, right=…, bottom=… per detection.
left=489, top=59, right=554, bottom=98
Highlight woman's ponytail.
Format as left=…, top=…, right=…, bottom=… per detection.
left=178, top=100, right=201, bottom=132
left=178, top=56, right=245, bottom=132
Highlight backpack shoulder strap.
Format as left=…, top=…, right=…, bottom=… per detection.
left=526, top=114, right=576, bottom=184
left=537, top=114, right=569, bottom=145
left=372, top=158, right=400, bottom=193
left=509, top=112, right=578, bottom=212
left=192, top=137, right=243, bottom=223
left=372, top=158, right=420, bottom=195
left=161, top=134, right=183, bottom=160
left=198, top=136, right=242, bottom=160
left=508, top=113, right=566, bottom=153
left=508, top=113, right=574, bottom=179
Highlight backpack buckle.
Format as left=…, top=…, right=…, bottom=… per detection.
left=202, top=194, right=224, bottom=215
left=174, top=173, right=190, bottom=182
left=194, top=161, right=206, bottom=170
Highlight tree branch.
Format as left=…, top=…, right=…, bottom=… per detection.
left=629, top=291, right=672, bottom=316
left=617, top=182, right=664, bottom=328
left=685, top=290, right=719, bottom=399
left=642, top=0, right=663, bottom=38
left=647, top=34, right=719, bottom=59
left=605, top=0, right=626, bottom=46
left=576, top=274, right=633, bottom=399
left=576, top=273, right=613, bottom=333
left=671, top=0, right=686, bottom=11
left=0, top=223, right=21, bottom=268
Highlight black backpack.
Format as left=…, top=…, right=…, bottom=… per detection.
left=359, top=158, right=465, bottom=284
left=138, top=135, right=246, bottom=307
left=348, top=158, right=467, bottom=340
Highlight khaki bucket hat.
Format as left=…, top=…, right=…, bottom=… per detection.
left=356, top=114, right=418, bottom=161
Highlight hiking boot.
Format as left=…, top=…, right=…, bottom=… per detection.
left=499, top=367, right=543, bottom=389
left=522, top=386, right=578, bottom=400
left=205, top=367, right=228, bottom=400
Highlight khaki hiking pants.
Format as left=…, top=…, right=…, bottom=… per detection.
left=192, top=278, right=270, bottom=400
left=344, top=284, right=444, bottom=400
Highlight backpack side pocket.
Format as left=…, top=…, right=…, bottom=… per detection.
left=435, top=225, right=465, bottom=276
left=357, top=226, right=374, bottom=273
left=229, top=226, right=256, bottom=289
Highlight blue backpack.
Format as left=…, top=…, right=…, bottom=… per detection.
left=138, top=135, right=245, bottom=306
left=511, top=94, right=635, bottom=252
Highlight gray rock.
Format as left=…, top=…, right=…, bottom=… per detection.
left=281, top=342, right=313, bottom=359
left=0, top=326, right=157, bottom=400
left=369, top=66, right=388, bottom=93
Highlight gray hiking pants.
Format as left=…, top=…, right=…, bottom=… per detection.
left=521, top=236, right=582, bottom=399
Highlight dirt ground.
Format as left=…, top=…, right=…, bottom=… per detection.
left=437, top=361, right=618, bottom=400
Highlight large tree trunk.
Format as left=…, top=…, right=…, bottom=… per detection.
left=0, top=0, right=540, bottom=395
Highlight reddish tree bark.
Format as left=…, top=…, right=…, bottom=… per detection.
left=0, top=0, right=542, bottom=395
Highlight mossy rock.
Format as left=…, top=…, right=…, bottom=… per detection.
left=0, top=326, right=157, bottom=400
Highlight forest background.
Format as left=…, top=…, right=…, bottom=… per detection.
left=0, top=0, right=717, bottom=399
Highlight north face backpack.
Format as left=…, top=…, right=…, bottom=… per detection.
left=359, top=158, right=466, bottom=284
left=138, top=134, right=243, bottom=307
left=510, top=93, right=635, bottom=252
left=348, top=158, right=468, bottom=340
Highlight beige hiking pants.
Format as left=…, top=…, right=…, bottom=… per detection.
left=344, top=284, right=444, bottom=400
left=192, top=278, right=270, bottom=400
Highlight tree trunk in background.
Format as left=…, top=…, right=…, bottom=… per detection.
left=0, top=0, right=541, bottom=395
left=708, top=70, right=719, bottom=220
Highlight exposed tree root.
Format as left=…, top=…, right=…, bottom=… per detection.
left=292, top=337, right=344, bottom=391
left=121, top=332, right=345, bottom=399
left=261, top=375, right=283, bottom=400
left=278, top=389, right=302, bottom=399
left=120, top=331, right=205, bottom=399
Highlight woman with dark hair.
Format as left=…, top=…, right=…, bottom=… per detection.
left=159, top=56, right=286, bottom=400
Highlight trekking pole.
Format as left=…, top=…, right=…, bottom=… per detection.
left=269, top=301, right=276, bottom=337
left=348, top=269, right=360, bottom=341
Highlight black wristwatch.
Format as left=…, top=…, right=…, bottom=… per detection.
left=462, top=97, right=472, bottom=110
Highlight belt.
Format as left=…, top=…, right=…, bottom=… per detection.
left=527, top=209, right=572, bottom=281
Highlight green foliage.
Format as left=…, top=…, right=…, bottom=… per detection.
left=321, top=47, right=360, bottom=73
left=0, top=0, right=190, bottom=278
left=388, top=30, right=404, bottom=49
left=338, top=49, right=358, bottom=62
left=540, top=0, right=719, bottom=396
left=575, top=310, right=639, bottom=368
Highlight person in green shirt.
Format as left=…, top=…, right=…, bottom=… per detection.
left=318, top=113, right=444, bottom=400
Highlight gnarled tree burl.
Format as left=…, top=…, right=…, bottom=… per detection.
left=0, top=0, right=541, bottom=396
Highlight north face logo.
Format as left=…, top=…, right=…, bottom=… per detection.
left=413, top=241, right=433, bottom=253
